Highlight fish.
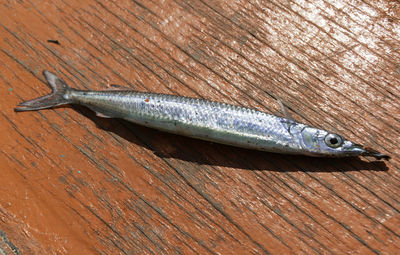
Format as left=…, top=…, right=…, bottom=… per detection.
left=15, top=70, right=389, bottom=160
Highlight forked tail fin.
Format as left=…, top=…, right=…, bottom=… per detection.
left=14, top=70, right=72, bottom=111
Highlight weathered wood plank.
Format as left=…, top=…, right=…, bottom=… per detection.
left=0, top=0, right=399, bottom=254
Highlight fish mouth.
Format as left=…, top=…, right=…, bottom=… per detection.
left=348, top=144, right=390, bottom=160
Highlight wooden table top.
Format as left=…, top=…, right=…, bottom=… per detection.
left=0, top=0, right=399, bottom=254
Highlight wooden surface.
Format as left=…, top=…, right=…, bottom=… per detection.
left=0, top=0, right=399, bottom=254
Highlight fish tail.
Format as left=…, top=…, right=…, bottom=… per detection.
left=14, top=70, right=73, bottom=112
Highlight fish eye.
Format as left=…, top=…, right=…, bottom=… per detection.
left=324, top=134, right=343, bottom=148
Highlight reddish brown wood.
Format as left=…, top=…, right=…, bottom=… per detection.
left=0, top=0, right=399, bottom=254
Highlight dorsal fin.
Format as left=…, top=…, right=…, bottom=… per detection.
left=108, top=84, right=132, bottom=90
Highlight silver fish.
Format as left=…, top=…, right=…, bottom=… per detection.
left=15, top=70, right=389, bottom=160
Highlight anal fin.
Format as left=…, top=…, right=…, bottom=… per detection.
left=95, top=111, right=113, bottom=118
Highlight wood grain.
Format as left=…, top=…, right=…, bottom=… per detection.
left=0, top=0, right=399, bottom=254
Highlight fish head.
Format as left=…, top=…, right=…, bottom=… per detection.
left=299, top=127, right=390, bottom=160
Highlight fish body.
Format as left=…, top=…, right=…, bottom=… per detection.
left=15, top=71, right=389, bottom=160
left=69, top=90, right=306, bottom=154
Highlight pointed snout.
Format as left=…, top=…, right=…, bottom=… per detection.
left=346, top=143, right=390, bottom=160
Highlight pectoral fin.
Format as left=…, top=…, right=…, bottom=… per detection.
left=277, top=99, right=293, bottom=121
left=277, top=99, right=297, bottom=134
